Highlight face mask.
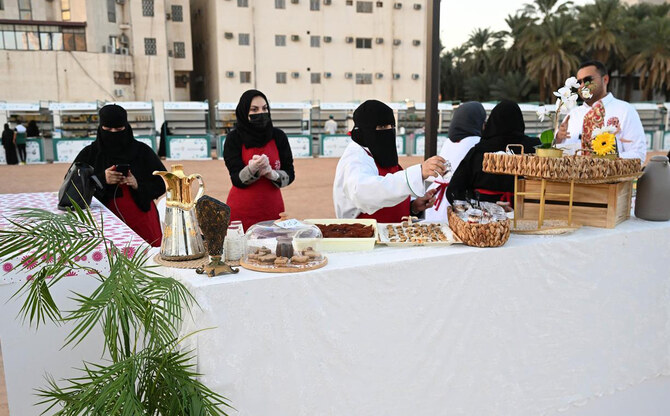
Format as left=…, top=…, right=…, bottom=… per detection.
left=249, top=112, right=271, bottom=129
left=367, top=128, right=398, bottom=168
left=100, top=128, right=129, bottom=154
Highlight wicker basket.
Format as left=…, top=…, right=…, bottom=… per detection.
left=447, top=207, right=511, bottom=248
left=482, top=148, right=642, bottom=184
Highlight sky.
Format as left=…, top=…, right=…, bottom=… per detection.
left=439, top=0, right=593, bottom=51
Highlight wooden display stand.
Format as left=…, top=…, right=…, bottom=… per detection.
left=516, top=179, right=633, bottom=228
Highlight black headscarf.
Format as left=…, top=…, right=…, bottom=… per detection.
left=26, top=120, right=39, bottom=137
left=234, top=89, right=274, bottom=148
left=351, top=100, right=398, bottom=168
left=448, top=102, right=486, bottom=143
left=94, top=104, right=138, bottom=165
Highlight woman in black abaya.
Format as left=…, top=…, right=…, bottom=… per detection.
left=446, top=100, right=540, bottom=204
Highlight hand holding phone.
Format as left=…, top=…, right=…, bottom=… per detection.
left=115, top=164, right=130, bottom=176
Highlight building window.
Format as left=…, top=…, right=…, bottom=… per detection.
left=310, top=35, right=320, bottom=48
left=237, top=0, right=248, bottom=7
left=171, top=5, right=183, bottom=22
left=114, top=71, right=132, bottom=85
left=239, top=33, right=249, bottom=46
left=107, top=0, right=116, bottom=22
left=311, top=73, right=321, bottom=84
left=275, top=34, right=286, bottom=46
left=142, top=0, right=154, bottom=17
left=376, top=1, right=383, bottom=6
left=276, top=72, right=287, bottom=84
left=61, top=0, right=71, bottom=21
left=173, top=41, right=185, bottom=58
left=62, top=27, right=86, bottom=50
left=310, top=0, right=320, bottom=10
left=144, top=38, right=157, bottom=55
left=356, top=37, right=372, bottom=49
left=275, top=0, right=285, bottom=8
left=356, top=1, right=372, bottom=12
left=0, top=24, right=87, bottom=51
left=18, top=0, right=32, bottom=20
left=240, top=71, right=251, bottom=83
left=0, top=0, right=3, bottom=10
left=356, top=73, right=372, bottom=84
left=346, top=0, right=353, bottom=5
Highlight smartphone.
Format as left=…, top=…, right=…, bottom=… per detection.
left=115, top=164, right=130, bottom=176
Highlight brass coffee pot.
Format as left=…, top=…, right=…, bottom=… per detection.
left=154, top=164, right=206, bottom=260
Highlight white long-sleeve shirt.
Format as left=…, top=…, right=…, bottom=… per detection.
left=424, top=135, right=480, bottom=221
left=564, top=93, right=647, bottom=162
left=324, top=119, right=338, bottom=135
left=333, top=141, right=425, bottom=219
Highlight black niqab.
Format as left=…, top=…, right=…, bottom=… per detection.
left=234, top=89, right=274, bottom=148
left=448, top=102, right=486, bottom=143
left=94, top=104, right=138, bottom=165
left=351, top=100, right=398, bottom=168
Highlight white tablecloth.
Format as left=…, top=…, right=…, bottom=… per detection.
left=159, top=217, right=670, bottom=416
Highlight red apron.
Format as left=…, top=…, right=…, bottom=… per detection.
left=474, top=188, right=514, bottom=207
left=226, top=140, right=285, bottom=230
left=105, top=185, right=163, bottom=247
left=357, top=163, right=411, bottom=223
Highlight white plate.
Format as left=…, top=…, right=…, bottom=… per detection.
left=377, top=222, right=460, bottom=246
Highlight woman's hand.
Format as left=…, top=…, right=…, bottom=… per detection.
left=421, top=156, right=448, bottom=180
left=411, top=188, right=438, bottom=214
left=105, top=166, right=124, bottom=185
left=249, top=154, right=270, bottom=174
left=122, top=171, right=138, bottom=190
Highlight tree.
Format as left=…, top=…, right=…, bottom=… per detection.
left=525, top=14, right=580, bottom=102
left=577, top=0, right=626, bottom=65
left=625, top=15, right=670, bottom=100
left=523, top=0, right=574, bottom=23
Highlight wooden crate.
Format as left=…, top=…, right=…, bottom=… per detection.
left=516, top=179, right=633, bottom=228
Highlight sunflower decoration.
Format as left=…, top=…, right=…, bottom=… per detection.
left=591, top=127, right=618, bottom=156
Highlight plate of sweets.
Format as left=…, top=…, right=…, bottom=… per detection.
left=303, top=219, right=378, bottom=252
left=377, top=216, right=460, bottom=246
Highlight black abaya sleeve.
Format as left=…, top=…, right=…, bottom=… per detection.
left=446, top=148, right=477, bottom=204
left=129, top=145, right=167, bottom=211
left=274, top=129, right=295, bottom=186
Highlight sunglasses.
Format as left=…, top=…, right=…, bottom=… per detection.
left=577, top=75, right=595, bottom=85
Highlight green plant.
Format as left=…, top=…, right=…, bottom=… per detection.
left=538, top=129, right=556, bottom=149
left=0, top=203, right=231, bottom=415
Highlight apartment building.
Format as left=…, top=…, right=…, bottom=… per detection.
left=0, top=0, right=193, bottom=102
left=190, top=0, right=428, bottom=104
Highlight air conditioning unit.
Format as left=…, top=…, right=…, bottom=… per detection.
left=375, top=73, right=383, bottom=79
left=291, top=35, right=300, bottom=41
left=413, top=3, right=421, bottom=10
left=394, top=2, right=402, bottom=9
left=122, top=72, right=132, bottom=79
left=376, top=1, right=383, bottom=6
left=323, top=36, right=332, bottom=43
left=345, top=36, right=354, bottom=43
left=411, top=73, right=419, bottom=80
left=115, top=0, right=125, bottom=4
left=324, top=72, right=332, bottom=78
left=291, top=0, right=299, bottom=3
left=119, top=47, right=130, bottom=55
left=119, top=34, right=129, bottom=45
left=291, top=72, right=300, bottom=78
left=224, top=32, right=234, bottom=39
left=166, top=13, right=171, bottom=20
left=412, top=39, right=421, bottom=46
left=101, top=45, right=114, bottom=53
left=393, top=39, right=401, bottom=46
left=167, top=50, right=174, bottom=57
left=375, top=37, right=384, bottom=44
left=393, top=73, right=400, bottom=79
left=114, top=88, right=124, bottom=97
left=344, top=72, right=353, bottom=79
left=226, top=71, right=235, bottom=78
left=179, top=75, right=190, bottom=83
left=324, top=0, right=332, bottom=4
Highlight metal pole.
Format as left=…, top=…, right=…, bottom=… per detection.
left=424, top=0, right=441, bottom=160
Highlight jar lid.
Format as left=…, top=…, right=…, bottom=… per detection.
left=650, top=155, right=669, bottom=163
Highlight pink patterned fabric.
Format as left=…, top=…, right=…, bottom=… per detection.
left=581, top=100, right=605, bottom=151
left=0, top=192, right=144, bottom=284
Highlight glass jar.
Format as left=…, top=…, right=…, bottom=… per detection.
left=224, top=223, right=245, bottom=263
